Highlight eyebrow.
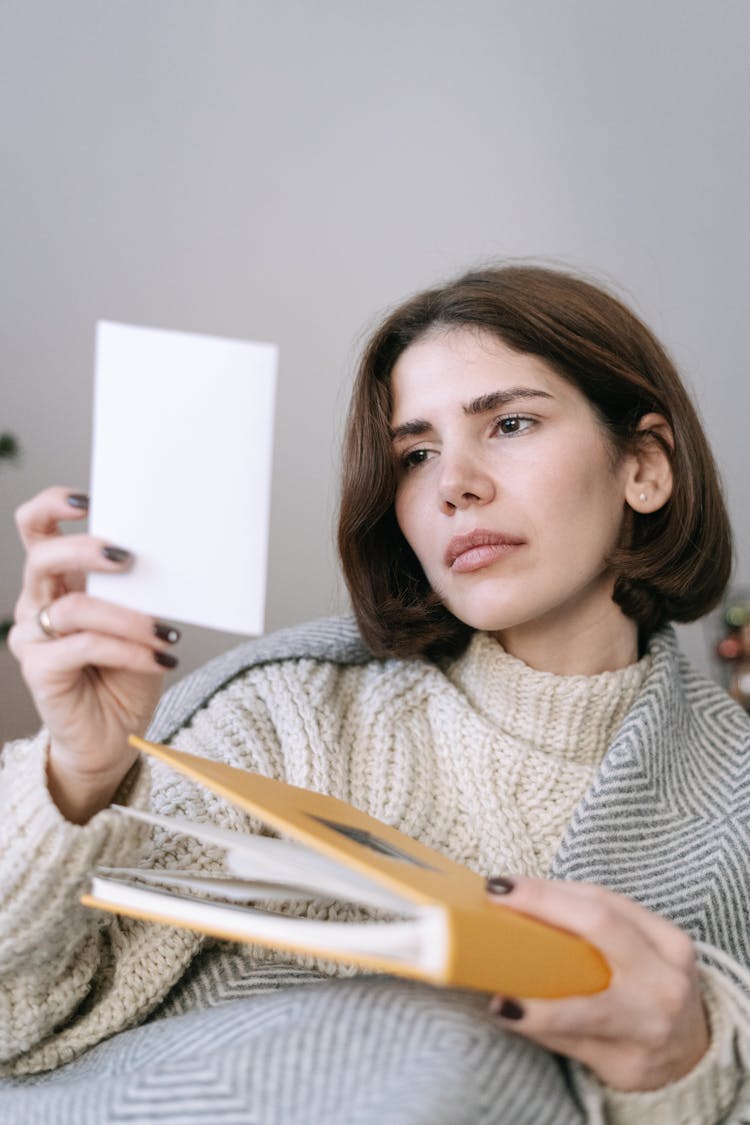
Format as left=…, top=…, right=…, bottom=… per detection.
left=389, top=387, right=554, bottom=441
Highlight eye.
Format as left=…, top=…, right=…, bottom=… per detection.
left=401, top=448, right=434, bottom=470
left=493, top=414, right=535, bottom=436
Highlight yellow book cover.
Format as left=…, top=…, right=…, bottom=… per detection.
left=81, top=734, right=611, bottom=999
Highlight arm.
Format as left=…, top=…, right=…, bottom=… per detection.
left=486, top=877, right=749, bottom=1124
left=0, top=731, right=152, bottom=1067
left=0, top=486, right=181, bottom=1068
left=0, top=733, right=148, bottom=975
left=8, top=487, right=180, bottom=824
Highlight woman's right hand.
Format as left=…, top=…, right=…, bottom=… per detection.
left=8, top=486, right=181, bottom=824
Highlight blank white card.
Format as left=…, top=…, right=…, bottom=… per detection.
left=88, top=321, right=277, bottom=635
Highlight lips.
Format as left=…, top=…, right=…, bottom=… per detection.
left=445, top=529, right=525, bottom=571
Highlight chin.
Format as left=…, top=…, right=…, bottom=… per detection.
left=437, top=558, right=618, bottom=630
left=435, top=567, right=537, bottom=631
left=440, top=579, right=585, bottom=636
left=441, top=596, right=530, bottom=634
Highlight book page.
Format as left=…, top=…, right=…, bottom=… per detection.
left=87, top=321, right=277, bottom=635
left=87, top=876, right=439, bottom=966
left=110, top=804, right=412, bottom=913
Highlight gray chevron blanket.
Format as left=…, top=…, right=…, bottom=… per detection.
left=2, top=616, right=749, bottom=1124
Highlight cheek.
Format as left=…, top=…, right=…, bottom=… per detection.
left=394, top=485, right=437, bottom=575
left=526, top=446, right=625, bottom=547
left=394, top=487, right=420, bottom=550
left=542, top=436, right=618, bottom=501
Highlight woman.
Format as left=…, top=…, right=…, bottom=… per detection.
left=1, top=265, right=748, bottom=1123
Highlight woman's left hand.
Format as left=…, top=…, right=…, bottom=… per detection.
left=486, top=876, right=710, bottom=1092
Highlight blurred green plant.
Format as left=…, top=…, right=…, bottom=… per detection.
left=1, top=432, right=21, bottom=642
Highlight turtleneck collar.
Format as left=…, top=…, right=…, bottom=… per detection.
left=446, top=631, right=652, bottom=765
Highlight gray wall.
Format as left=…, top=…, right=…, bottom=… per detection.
left=2, top=0, right=748, bottom=742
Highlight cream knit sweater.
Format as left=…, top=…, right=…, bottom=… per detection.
left=0, top=632, right=744, bottom=1122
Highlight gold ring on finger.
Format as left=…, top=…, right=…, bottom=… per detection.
left=37, top=603, right=62, bottom=640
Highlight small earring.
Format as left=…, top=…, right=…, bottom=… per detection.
left=639, top=492, right=647, bottom=502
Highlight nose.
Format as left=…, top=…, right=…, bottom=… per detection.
left=438, top=451, right=495, bottom=513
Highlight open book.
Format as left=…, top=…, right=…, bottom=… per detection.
left=81, top=734, right=611, bottom=999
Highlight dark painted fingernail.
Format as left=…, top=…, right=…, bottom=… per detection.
left=490, top=997, right=525, bottom=1021
left=102, top=545, right=132, bottom=563
left=66, top=492, right=89, bottom=510
left=154, top=622, right=181, bottom=644
left=486, top=875, right=515, bottom=895
left=154, top=651, right=179, bottom=669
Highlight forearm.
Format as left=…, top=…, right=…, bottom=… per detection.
left=0, top=731, right=150, bottom=1064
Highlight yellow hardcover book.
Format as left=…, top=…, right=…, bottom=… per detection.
left=81, top=734, right=611, bottom=999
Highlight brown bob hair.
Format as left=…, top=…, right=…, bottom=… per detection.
left=338, top=265, right=732, bottom=659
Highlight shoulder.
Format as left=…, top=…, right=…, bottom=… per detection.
left=636, top=626, right=750, bottom=783
left=147, top=615, right=435, bottom=742
left=649, top=626, right=750, bottom=734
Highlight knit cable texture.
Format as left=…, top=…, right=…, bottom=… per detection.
left=1, top=616, right=748, bottom=1123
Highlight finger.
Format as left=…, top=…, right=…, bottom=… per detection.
left=487, top=1002, right=623, bottom=1074
left=490, top=974, right=700, bottom=1067
left=536, top=880, right=696, bottom=964
left=490, top=877, right=697, bottom=967
left=22, top=630, right=179, bottom=685
left=15, top=486, right=90, bottom=549
left=13, top=593, right=181, bottom=652
left=20, top=534, right=133, bottom=610
left=486, top=876, right=665, bottom=969
left=490, top=988, right=629, bottom=1043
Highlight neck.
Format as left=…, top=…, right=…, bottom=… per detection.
left=493, top=598, right=639, bottom=676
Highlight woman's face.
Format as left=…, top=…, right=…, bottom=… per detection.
left=390, top=327, right=639, bottom=670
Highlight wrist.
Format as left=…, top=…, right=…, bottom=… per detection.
left=46, top=744, right=139, bottom=824
left=573, top=980, right=739, bottom=1125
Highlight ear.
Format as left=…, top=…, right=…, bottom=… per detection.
left=623, top=412, right=674, bottom=513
